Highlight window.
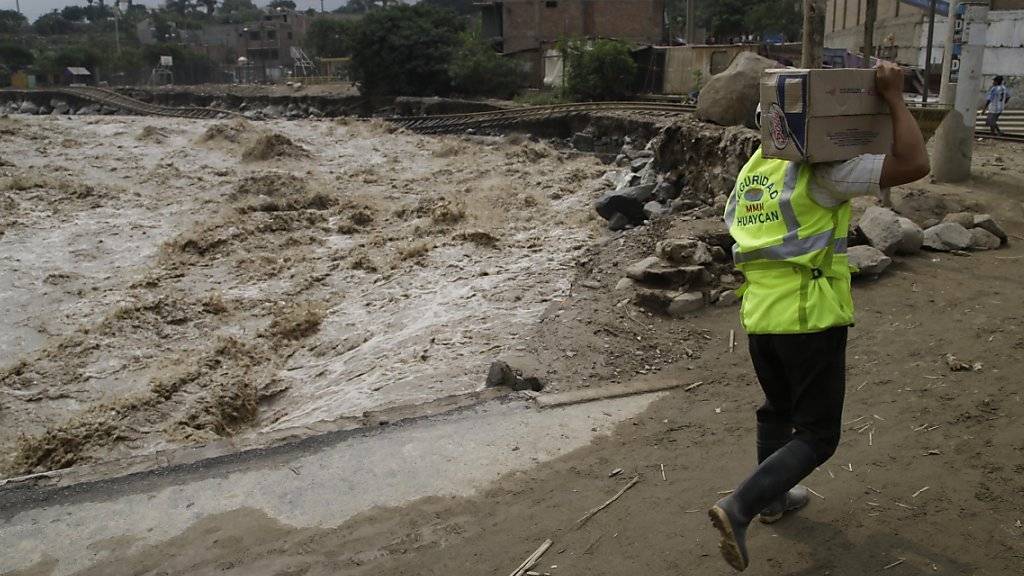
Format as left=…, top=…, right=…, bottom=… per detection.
left=267, top=30, right=277, bottom=40
left=287, top=32, right=293, bottom=40
left=545, top=1, right=558, bottom=7
left=249, top=30, right=260, bottom=41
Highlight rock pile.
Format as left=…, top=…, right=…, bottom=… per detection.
left=618, top=238, right=738, bottom=318
left=593, top=136, right=688, bottom=230
left=852, top=205, right=1009, bottom=277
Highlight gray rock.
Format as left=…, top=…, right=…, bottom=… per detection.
left=710, top=245, right=729, bottom=262
left=668, top=292, right=705, bottom=317
left=857, top=206, right=903, bottom=256
left=629, top=149, right=655, bottom=160
left=614, top=172, right=640, bottom=191
left=630, top=157, right=652, bottom=172
left=643, top=200, right=668, bottom=219
left=923, top=222, right=972, bottom=251
left=895, top=217, right=924, bottom=254
left=696, top=51, right=779, bottom=127
left=972, top=214, right=1007, bottom=245
left=695, top=205, right=720, bottom=219
left=614, top=277, right=635, bottom=291
left=77, top=104, right=101, bottom=115
left=307, top=106, right=324, bottom=118
left=632, top=287, right=675, bottom=314
left=18, top=101, right=38, bottom=115
left=607, top=213, right=632, bottom=231
left=36, top=105, right=50, bottom=115
left=263, top=104, right=285, bottom=118
left=716, top=290, right=740, bottom=307
left=848, top=245, right=892, bottom=276
left=614, top=154, right=629, bottom=167
left=969, top=227, right=1001, bottom=250
left=594, top=184, right=657, bottom=225
left=571, top=132, right=594, bottom=151
left=485, top=360, right=544, bottom=392
left=99, top=105, right=118, bottom=115
left=656, top=238, right=714, bottom=265
left=654, top=180, right=680, bottom=202
left=942, top=212, right=975, bottom=229
left=626, top=256, right=710, bottom=287
left=638, top=165, right=658, bottom=186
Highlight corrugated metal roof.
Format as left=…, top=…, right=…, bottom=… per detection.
left=66, top=67, right=92, bottom=75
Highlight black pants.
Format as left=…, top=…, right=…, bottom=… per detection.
left=748, top=327, right=848, bottom=466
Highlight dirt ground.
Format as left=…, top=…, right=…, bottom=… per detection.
left=3, top=114, right=1024, bottom=574
left=0, top=114, right=624, bottom=476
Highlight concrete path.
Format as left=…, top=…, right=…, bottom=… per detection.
left=0, top=393, right=664, bottom=576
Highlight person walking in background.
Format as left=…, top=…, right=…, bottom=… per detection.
left=982, top=76, right=1010, bottom=136
left=708, top=62, right=931, bottom=572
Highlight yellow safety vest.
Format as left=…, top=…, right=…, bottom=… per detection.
left=724, top=148, right=853, bottom=334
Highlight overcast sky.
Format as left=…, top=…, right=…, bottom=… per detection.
left=1, top=1, right=353, bottom=22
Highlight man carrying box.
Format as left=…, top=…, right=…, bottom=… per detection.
left=708, top=62, right=930, bottom=572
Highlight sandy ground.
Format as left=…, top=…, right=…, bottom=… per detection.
left=0, top=114, right=614, bottom=476
left=2, top=115, right=1024, bottom=574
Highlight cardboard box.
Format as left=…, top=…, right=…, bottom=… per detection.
left=760, top=68, right=892, bottom=163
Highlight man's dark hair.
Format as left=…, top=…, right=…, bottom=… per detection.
left=994, top=75, right=1004, bottom=85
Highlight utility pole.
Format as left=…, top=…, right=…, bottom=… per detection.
left=862, top=0, right=877, bottom=67
left=933, top=1, right=990, bottom=182
left=685, top=0, right=696, bottom=44
left=801, top=0, right=826, bottom=69
left=922, top=0, right=938, bottom=103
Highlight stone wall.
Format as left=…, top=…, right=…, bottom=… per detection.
left=652, top=118, right=760, bottom=203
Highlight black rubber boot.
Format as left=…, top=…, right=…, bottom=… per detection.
left=758, top=485, right=810, bottom=524
left=709, top=440, right=819, bottom=571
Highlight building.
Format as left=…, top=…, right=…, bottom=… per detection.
left=825, top=0, right=1024, bottom=84
left=479, top=0, right=666, bottom=87
left=62, top=67, right=93, bottom=86
left=136, top=10, right=314, bottom=82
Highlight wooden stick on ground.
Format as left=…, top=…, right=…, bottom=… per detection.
left=684, top=380, right=705, bottom=391
left=575, top=475, right=641, bottom=530
left=660, top=464, right=667, bottom=481
left=508, top=539, right=553, bottom=576
left=728, top=329, right=736, bottom=353
left=882, top=558, right=905, bottom=570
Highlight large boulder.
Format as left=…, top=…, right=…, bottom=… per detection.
left=696, top=52, right=779, bottom=127
left=18, top=101, right=38, bottom=115
left=594, top=184, right=657, bottom=227
left=848, top=245, right=892, bottom=276
left=969, top=227, right=1001, bottom=250
left=972, top=214, right=1008, bottom=245
left=923, top=222, right=972, bottom=251
left=857, top=206, right=903, bottom=255
left=942, top=212, right=975, bottom=229
left=895, top=217, right=924, bottom=254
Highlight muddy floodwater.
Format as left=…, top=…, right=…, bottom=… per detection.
left=0, top=114, right=610, bottom=476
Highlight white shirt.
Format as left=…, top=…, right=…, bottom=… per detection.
left=809, top=154, right=886, bottom=208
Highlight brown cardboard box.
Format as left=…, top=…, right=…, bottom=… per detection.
left=760, top=68, right=892, bottom=163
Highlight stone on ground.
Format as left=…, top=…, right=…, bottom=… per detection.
left=923, top=222, right=972, bottom=251
left=896, top=217, right=924, bottom=254
left=716, top=290, right=740, bottom=307
left=643, top=201, right=668, bottom=219
left=594, top=184, right=656, bottom=227
left=972, top=214, right=1008, bottom=245
left=848, top=245, right=892, bottom=276
left=857, top=206, right=903, bottom=255
left=485, top=359, right=545, bottom=392
left=969, top=227, right=1002, bottom=250
left=696, top=52, right=779, bottom=127
left=942, top=212, right=975, bottom=229
left=625, top=256, right=710, bottom=287
left=656, top=238, right=714, bottom=265
left=668, top=292, right=705, bottom=317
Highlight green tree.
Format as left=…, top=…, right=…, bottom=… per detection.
left=268, top=0, right=298, bottom=10
left=745, top=0, right=801, bottom=41
left=0, top=44, right=34, bottom=70
left=421, top=0, right=476, bottom=16
left=218, top=0, right=262, bottom=23
left=0, top=9, right=27, bottom=33
left=33, top=12, right=77, bottom=35
left=561, top=38, right=637, bottom=101
left=306, top=18, right=356, bottom=58
left=448, top=29, right=523, bottom=98
left=349, top=4, right=465, bottom=98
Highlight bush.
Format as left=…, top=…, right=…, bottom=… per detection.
left=349, top=5, right=465, bottom=98
left=306, top=18, right=357, bottom=58
left=448, top=30, right=523, bottom=99
left=561, top=38, right=637, bottom=102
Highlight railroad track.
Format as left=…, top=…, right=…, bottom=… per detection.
left=388, top=101, right=696, bottom=134
left=1, top=86, right=237, bottom=120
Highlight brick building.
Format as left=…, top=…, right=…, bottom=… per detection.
left=480, top=0, right=666, bottom=52
left=478, top=0, right=666, bottom=87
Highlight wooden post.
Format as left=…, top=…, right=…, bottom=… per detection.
left=863, top=0, right=877, bottom=66
left=802, top=0, right=827, bottom=69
